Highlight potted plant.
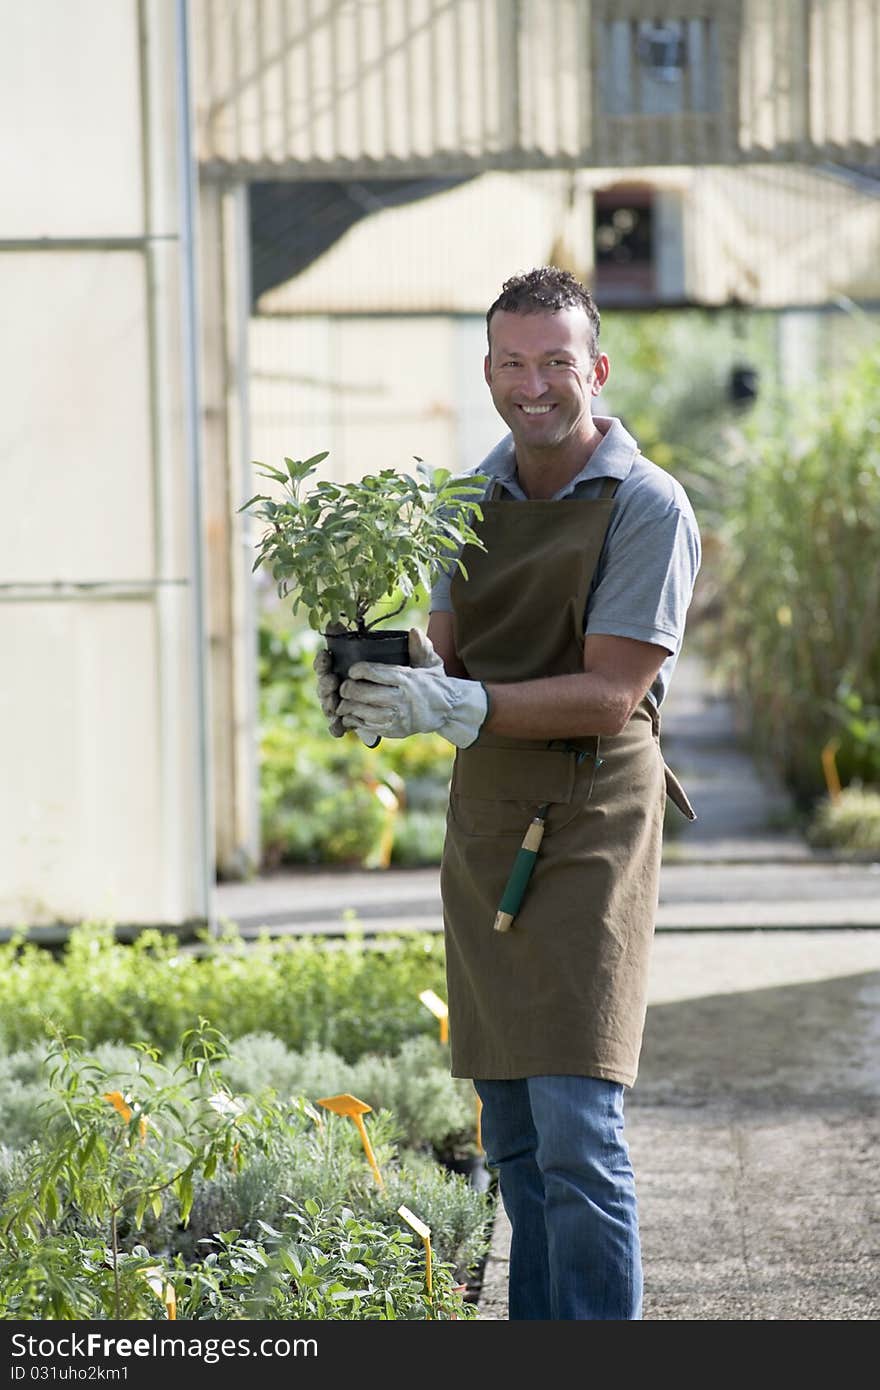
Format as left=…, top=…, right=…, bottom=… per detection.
left=435, top=1133, right=494, bottom=1193
left=239, top=451, right=488, bottom=679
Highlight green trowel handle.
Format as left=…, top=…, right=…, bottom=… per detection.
left=494, top=812, right=547, bottom=932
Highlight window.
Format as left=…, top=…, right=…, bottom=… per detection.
left=598, top=17, right=721, bottom=117
left=593, top=185, right=655, bottom=302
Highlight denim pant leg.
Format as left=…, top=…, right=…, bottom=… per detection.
left=473, top=1078, right=551, bottom=1319
left=529, top=1075, right=642, bottom=1320
left=475, top=1075, right=642, bottom=1321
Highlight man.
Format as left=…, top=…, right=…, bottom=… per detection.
left=315, top=266, right=701, bottom=1320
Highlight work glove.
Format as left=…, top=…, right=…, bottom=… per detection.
left=313, top=645, right=380, bottom=748
left=336, top=628, right=489, bottom=749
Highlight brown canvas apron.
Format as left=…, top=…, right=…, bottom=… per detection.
left=441, top=477, right=692, bottom=1087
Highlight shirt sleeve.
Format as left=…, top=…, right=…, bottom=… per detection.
left=585, top=486, right=702, bottom=655
left=429, top=563, right=454, bottom=613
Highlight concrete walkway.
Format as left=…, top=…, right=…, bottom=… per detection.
left=476, top=654, right=880, bottom=1321
left=214, top=650, right=880, bottom=1320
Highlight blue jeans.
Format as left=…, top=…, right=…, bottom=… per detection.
left=474, top=1075, right=642, bottom=1320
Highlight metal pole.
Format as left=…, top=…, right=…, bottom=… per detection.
left=175, top=0, right=216, bottom=932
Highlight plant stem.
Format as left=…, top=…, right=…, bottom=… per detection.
left=364, top=598, right=407, bottom=631
left=110, top=1206, right=121, bottom=1317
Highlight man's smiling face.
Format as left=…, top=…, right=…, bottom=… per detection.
left=484, top=306, right=609, bottom=455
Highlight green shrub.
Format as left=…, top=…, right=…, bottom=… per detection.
left=713, top=345, right=880, bottom=807
left=806, top=785, right=880, bottom=854
left=256, top=619, right=454, bottom=867
left=259, top=724, right=390, bottom=866
left=242, top=452, right=486, bottom=638
left=0, top=922, right=448, bottom=1061
left=0, top=1021, right=273, bottom=1315
left=0, top=1032, right=488, bottom=1319
left=173, top=1109, right=490, bottom=1282
left=390, top=810, right=449, bottom=865
left=0, top=1046, right=51, bottom=1152
left=220, top=1033, right=475, bottom=1157
left=0, top=1034, right=478, bottom=1173
left=176, top=1204, right=476, bottom=1320
left=1, top=1202, right=477, bottom=1322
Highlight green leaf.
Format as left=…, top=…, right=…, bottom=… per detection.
left=254, top=464, right=290, bottom=484
left=237, top=493, right=269, bottom=514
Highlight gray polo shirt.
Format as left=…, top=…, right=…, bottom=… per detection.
left=429, top=415, right=701, bottom=710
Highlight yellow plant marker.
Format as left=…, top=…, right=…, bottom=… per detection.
left=105, top=1091, right=148, bottom=1144
left=317, top=1093, right=384, bottom=1187
left=363, top=778, right=400, bottom=870
left=104, top=1090, right=132, bottom=1123
left=144, top=1267, right=177, bottom=1319
left=398, top=1205, right=433, bottom=1305
left=821, top=736, right=842, bottom=803
left=419, top=989, right=449, bottom=1044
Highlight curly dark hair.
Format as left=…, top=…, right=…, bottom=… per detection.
left=486, top=266, right=600, bottom=359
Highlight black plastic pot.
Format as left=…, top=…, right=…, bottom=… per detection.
left=443, top=1153, right=493, bottom=1192
left=325, top=628, right=411, bottom=681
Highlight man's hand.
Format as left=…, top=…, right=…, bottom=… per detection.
left=336, top=629, right=489, bottom=748
left=312, top=646, right=380, bottom=748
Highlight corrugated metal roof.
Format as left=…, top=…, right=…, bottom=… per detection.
left=193, top=0, right=880, bottom=178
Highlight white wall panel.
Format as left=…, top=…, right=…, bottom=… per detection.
left=0, top=601, right=166, bottom=927
left=0, top=2, right=211, bottom=934
left=249, top=314, right=505, bottom=497
left=248, top=315, right=340, bottom=479
left=250, top=317, right=457, bottom=485
left=0, top=0, right=144, bottom=237
left=1, top=253, right=154, bottom=582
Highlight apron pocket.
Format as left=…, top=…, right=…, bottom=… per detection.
left=450, top=747, right=575, bottom=837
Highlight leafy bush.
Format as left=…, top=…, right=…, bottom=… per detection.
left=390, top=810, right=450, bottom=865
left=175, top=1204, right=476, bottom=1320
left=0, top=1036, right=478, bottom=1168
left=822, top=684, right=880, bottom=790
left=0, top=922, right=449, bottom=1061
left=0, top=1020, right=272, bottom=1316
left=241, top=452, right=486, bottom=636
left=711, top=345, right=880, bottom=807
left=0, top=1031, right=489, bottom=1320
left=806, top=785, right=880, bottom=855
left=0, top=1046, right=52, bottom=1152
left=257, top=620, right=453, bottom=867
left=173, top=1111, right=490, bottom=1281
left=224, top=1033, right=477, bottom=1156
left=259, top=724, right=391, bottom=866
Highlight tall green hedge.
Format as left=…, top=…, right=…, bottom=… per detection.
left=714, top=345, right=880, bottom=806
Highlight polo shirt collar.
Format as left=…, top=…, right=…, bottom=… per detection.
left=485, top=416, right=639, bottom=499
